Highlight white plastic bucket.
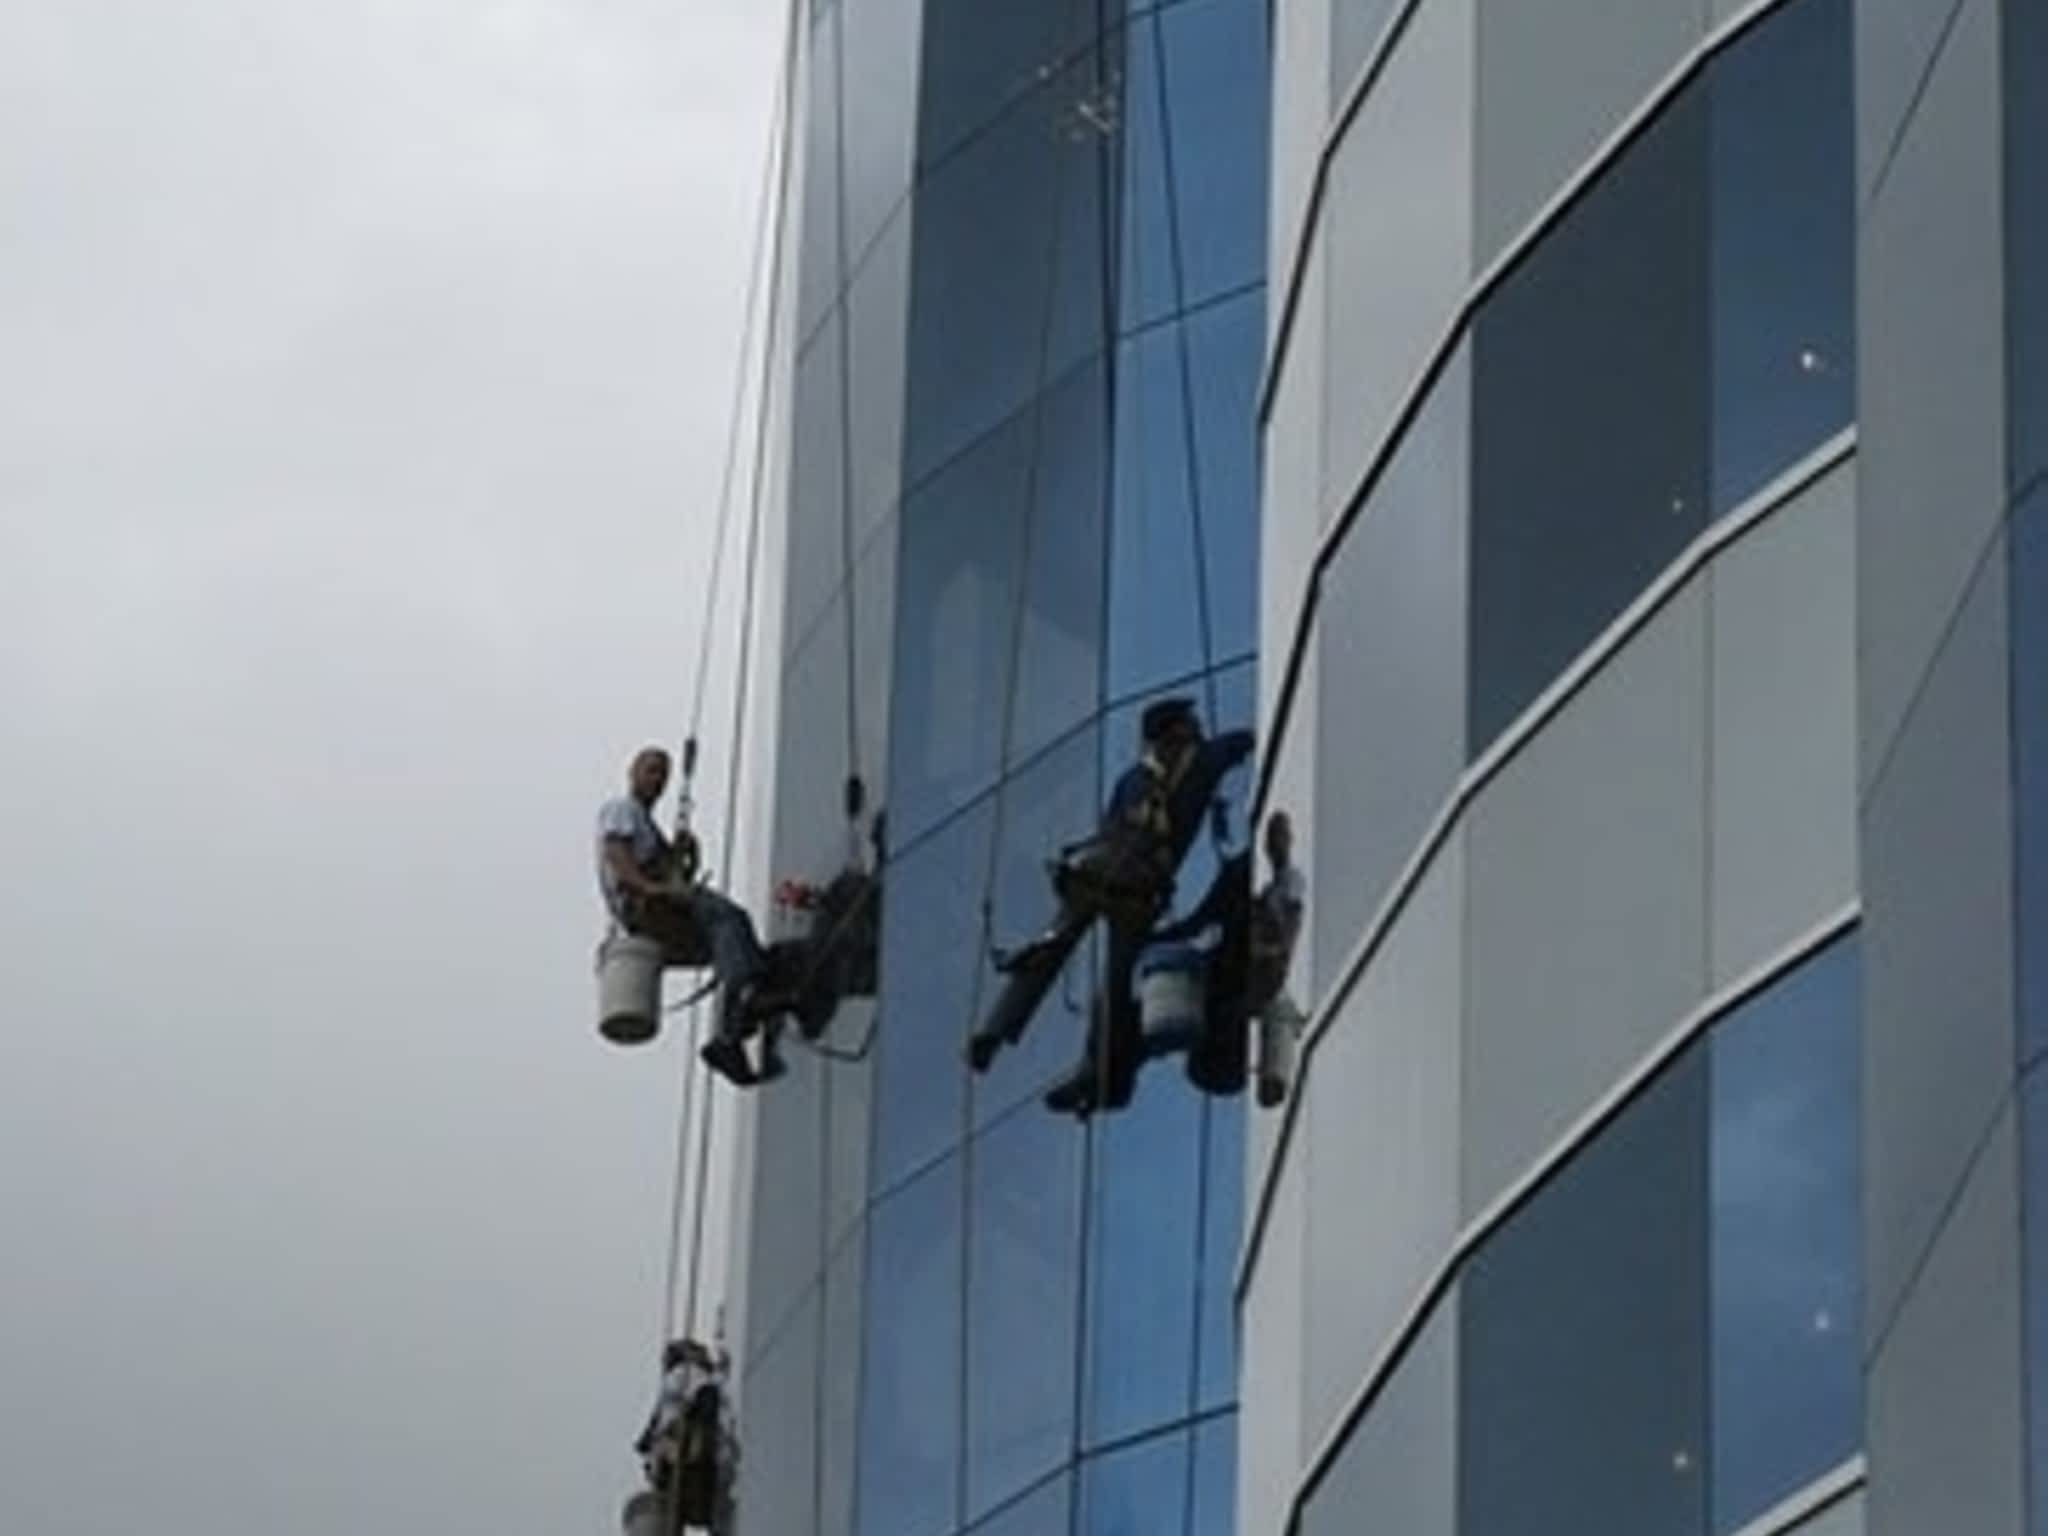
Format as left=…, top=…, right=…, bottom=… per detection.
left=621, top=1489, right=668, bottom=1536
left=1138, top=943, right=1206, bottom=1051
left=1256, top=993, right=1305, bottom=1108
left=598, top=932, right=666, bottom=1045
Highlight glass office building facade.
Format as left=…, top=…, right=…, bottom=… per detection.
left=721, top=0, right=2048, bottom=1531
left=726, top=2, right=1268, bottom=1535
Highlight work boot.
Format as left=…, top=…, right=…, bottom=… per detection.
left=1043, top=1065, right=1096, bottom=1117
left=701, top=1036, right=757, bottom=1087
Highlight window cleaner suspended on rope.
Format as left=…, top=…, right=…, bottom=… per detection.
left=629, top=1337, right=738, bottom=1536
left=594, top=746, right=797, bottom=1083
left=966, top=697, right=1255, bottom=1115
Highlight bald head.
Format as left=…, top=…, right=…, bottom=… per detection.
left=629, top=747, right=671, bottom=807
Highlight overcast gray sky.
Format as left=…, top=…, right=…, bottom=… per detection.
left=0, top=2, right=781, bottom=1530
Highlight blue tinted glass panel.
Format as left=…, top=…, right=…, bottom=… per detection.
left=2023, top=1071, right=2048, bottom=1536
left=839, top=0, right=921, bottom=267
left=1109, top=322, right=1208, bottom=697
left=972, top=1474, right=1073, bottom=1536
left=1461, top=1055, right=1709, bottom=1536
left=1211, top=658, right=1257, bottom=735
left=2010, top=0, right=2046, bottom=493
left=1708, top=0, right=1854, bottom=511
left=1079, top=1429, right=1189, bottom=1536
left=1331, top=0, right=1399, bottom=99
left=894, top=354, right=1099, bottom=839
left=799, top=5, right=844, bottom=344
left=1315, top=350, right=1467, bottom=982
left=1303, top=1301, right=1456, bottom=1536
left=904, top=44, right=1111, bottom=483
left=857, top=1156, right=964, bottom=1536
left=1120, top=12, right=1177, bottom=333
left=1184, top=289, right=1265, bottom=667
left=1196, top=1094, right=1245, bottom=1410
left=976, top=725, right=1106, bottom=1127
left=874, top=804, right=984, bottom=1190
left=1157, top=0, right=1268, bottom=305
left=917, top=0, right=1114, bottom=166
left=1085, top=1068, right=1204, bottom=1443
left=1709, top=935, right=1862, bottom=1531
left=1011, top=360, right=1113, bottom=769
left=2015, top=488, right=2048, bottom=1068
left=1469, top=87, right=1710, bottom=753
left=1190, top=1414, right=1237, bottom=1536
left=967, top=1105, right=1084, bottom=1518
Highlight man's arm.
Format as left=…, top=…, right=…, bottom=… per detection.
left=605, top=837, right=665, bottom=898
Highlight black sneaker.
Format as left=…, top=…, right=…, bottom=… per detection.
left=756, top=1040, right=789, bottom=1083
left=701, top=1036, right=758, bottom=1087
left=1043, top=1066, right=1096, bottom=1117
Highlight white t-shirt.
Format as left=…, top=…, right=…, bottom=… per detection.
left=597, top=795, right=668, bottom=923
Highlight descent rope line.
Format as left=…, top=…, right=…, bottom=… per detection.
left=657, top=0, right=801, bottom=1362
left=680, top=0, right=804, bottom=1355
left=959, top=11, right=1096, bottom=1057
left=1147, top=12, right=1222, bottom=733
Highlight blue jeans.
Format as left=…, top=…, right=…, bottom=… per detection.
left=628, top=886, right=768, bottom=1035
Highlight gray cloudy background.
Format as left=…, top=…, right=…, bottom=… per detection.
left=0, top=2, right=780, bottom=1530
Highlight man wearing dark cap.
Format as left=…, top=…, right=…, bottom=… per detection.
left=968, top=697, right=1251, bottom=1098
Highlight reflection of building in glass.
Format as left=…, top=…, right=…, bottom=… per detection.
left=717, top=0, right=2048, bottom=1530
left=1250, top=0, right=2045, bottom=1532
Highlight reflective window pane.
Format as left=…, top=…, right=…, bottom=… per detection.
left=1469, top=87, right=1710, bottom=753
left=1011, top=360, right=1113, bottom=768
left=2008, top=0, right=2047, bottom=493
left=1190, top=1413, right=1238, bottom=1536
left=2017, top=488, right=2048, bottom=1067
left=846, top=207, right=913, bottom=548
left=1184, top=288, right=1265, bottom=668
left=1120, top=12, right=1179, bottom=333
left=857, top=1156, right=964, bottom=1536
left=873, top=805, right=983, bottom=1190
left=967, top=1105, right=1084, bottom=1519
left=904, top=45, right=1110, bottom=483
left=1109, top=322, right=1208, bottom=697
left=1460, top=1054, right=1710, bottom=1536
left=972, top=1474, right=1072, bottom=1536
left=1315, top=349, right=1468, bottom=976
left=1709, top=934, right=1862, bottom=1532
left=1302, top=1300, right=1457, bottom=1536
left=892, top=361, right=1105, bottom=840
left=840, top=0, right=922, bottom=267
left=2023, top=1071, right=2048, bottom=1536
left=1078, top=1429, right=1189, bottom=1536
left=1085, top=1069, right=1204, bottom=1444
left=1156, top=0, right=1269, bottom=307
left=917, top=0, right=1113, bottom=167
left=1196, top=1093, right=1245, bottom=1410
left=1708, top=0, right=1854, bottom=511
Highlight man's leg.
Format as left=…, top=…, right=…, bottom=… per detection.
left=684, top=887, right=785, bottom=1087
